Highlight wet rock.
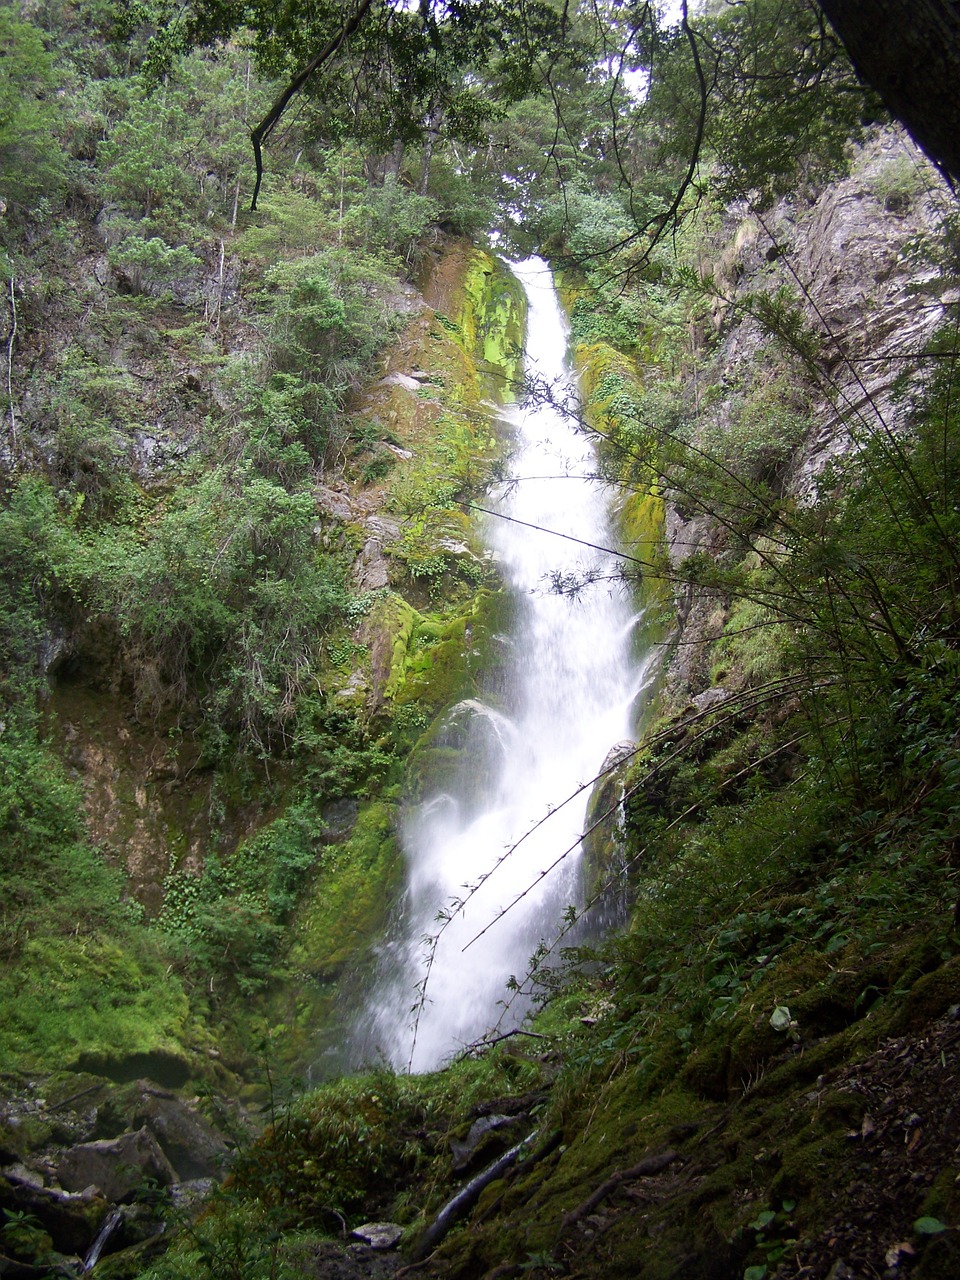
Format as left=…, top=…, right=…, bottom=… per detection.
left=124, top=1082, right=229, bottom=1180
left=449, top=1114, right=522, bottom=1173
left=581, top=740, right=638, bottom=921
left=0, top=1170, right=108, bottom=1255
left=321, top=797, right=359, bottom=843
left=57, top=1127, right=177, bottom=1203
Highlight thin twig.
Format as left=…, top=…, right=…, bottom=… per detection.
left=6, top=275, right=17, bottom=457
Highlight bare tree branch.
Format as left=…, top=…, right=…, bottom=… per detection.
left=250, top=0, right=375, bottom=210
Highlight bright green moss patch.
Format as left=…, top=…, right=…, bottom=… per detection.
left=459, top=249, right=526, bottom=398
left=290, top=801, right=402, bottom=979
left=0, top=934, right=198, bottom=1075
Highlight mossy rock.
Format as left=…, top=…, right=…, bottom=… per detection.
left=620, top=489, right=666, bottom=566
left=362, top=592, right=419, bottom=707
left=892, top=954, right=960, bottom=1034
left=72, top=1048, right=193, bottom=1089
left=0, top=934, right=200, bottom=1079
left=291, top=801, right=402, bottom=979
left=401, top=614, right=471, bottom=710
left=681, top=1036, right=734, bottom=1101
left=459, top=251, right=526, bottom=397
left=406, top=742, right=470, bottom=804
left=404, top=697, right=508, bottom=811
left=581, top=744, right=635, bottom=907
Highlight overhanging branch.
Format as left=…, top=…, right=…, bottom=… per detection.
left=249, top=0, right=375, bottom=210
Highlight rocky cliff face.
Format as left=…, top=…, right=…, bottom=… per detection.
left=662, top=127, right=952, bottom=702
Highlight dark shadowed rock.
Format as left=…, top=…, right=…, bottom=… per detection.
left=283, top=1238, right=401, bottom=1278
left=448, top=1114, right=522, bottom=1173
left=0, top=1170, right=108, bottom=1254
left=125, top=1081, right=229, bottom=1180
left=321, top=797, right=359, bottom=843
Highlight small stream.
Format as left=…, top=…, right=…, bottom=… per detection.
left=354, top=257, right=651, bottom=1072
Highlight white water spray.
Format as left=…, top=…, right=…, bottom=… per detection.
left=358, top=258, right=650, bottom=1072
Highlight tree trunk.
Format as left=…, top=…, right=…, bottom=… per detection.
left=419, top=104, right=443, bottom=196
left=816, top=0, right=960, bottom=183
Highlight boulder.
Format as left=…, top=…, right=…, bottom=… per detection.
left=448, top=1113, right=522, bottom=1173
left=354, top=537, right=391, bottom=590
left=57, top=1127, right=177, bottom=1203
left=126, top=1082, right=229, bottom=1180
left=350, top=1222, right=403, bottom=1250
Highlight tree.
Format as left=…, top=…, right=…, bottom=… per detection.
left=816, top=0, right=960, bottom=185
left=0, top=10, right=66, bottom=217
left=173, top=0, right=573, bottom=207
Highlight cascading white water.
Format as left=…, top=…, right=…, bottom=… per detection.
left=358, top=257, right=650, bottom=1072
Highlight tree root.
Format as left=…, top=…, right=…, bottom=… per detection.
left=560, top=1149, right=677, bottom=1231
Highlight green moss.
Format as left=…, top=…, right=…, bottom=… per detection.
left=0, top=934, right=200, bottom=1076
left=459, top=250, right=526, bottom=399
left=893, top=955, right=960, bottom=1033
left=620, top=489, right=664, bottom=560
left=363, top=592, right=419, bottom=703
left=581, top=755, right=631, bottom=899
left=290, top=801, right=402, bottom=978
left=402, top=615, right=468, bottom=705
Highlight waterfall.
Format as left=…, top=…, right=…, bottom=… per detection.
left=356, top=257, right=650, bottom=1072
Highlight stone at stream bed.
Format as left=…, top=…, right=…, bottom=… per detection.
left=349, top=1223, right=403, bottom=1250
left=57, top=1126, right=177, bottom=1202
left=285, top=1238, right=401, bottom=1278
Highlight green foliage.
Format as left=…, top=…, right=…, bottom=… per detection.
left=543, top=187, right=634, bottom=262
left=95, top=50, right=268, bottom=238
left=184, top=0, right=569, bottom=184
left=234, top=1073, right=428, bottom=1219
left=108, top=234, right=203, bottom=297
left=869, top=151, right=935, bottom=214
left=98, top=87, right=199, bottom=228
left=0, top=10, right=67, bottom=218
left=139, top=1047, right=546, bottom=1279
left=136, top=1198, right=304, bottom=1280
left=159, top=795, right=325, bottom=990
left=265, top=250, right=400, bottom=387
left=1, top=1209, right=54, bottom=1266
left=357, top=173, right=438, bottom=260
left=101, top=467, right=347, bottom=752
left=0, top=477, right=83, bottom=697
left=0, top=476, right=205, bottom=1074
left=160, top=860, right=284, bottom=997
left=0, top=706, right=195, bottom=1070
left=648, top=0, right=877, bottom=208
